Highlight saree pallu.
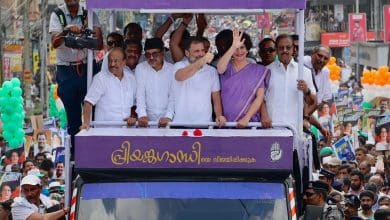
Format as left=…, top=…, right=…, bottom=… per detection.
left=220, top=62, right=269, bottom=122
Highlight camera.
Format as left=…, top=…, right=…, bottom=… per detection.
left=64, top=29, right=99, bottom=50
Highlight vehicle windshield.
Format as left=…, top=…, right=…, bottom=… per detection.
left=78, top=182, right=288, bottom=220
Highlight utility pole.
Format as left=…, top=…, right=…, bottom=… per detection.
left=355, top=0, right=360, bottom=83
left=0, top=5, right=3, bottom=85
left=374, top=0, right=380, bottom=40
left=40, top=0, right=48, bottom=117
left=23, top=0, right=32, bottom=117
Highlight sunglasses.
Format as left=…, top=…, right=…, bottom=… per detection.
left=107, top=40, right=120, bottom=47
left=261, top=47, right=275, bottom=53
left=145, top=51, right=161, bottom=59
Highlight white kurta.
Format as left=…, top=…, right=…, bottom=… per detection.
left=135, top=61, right=175, bottom=121
left=173, top=60, right=220, bottom=123
left=265, top=59, right=316, bottom=130
left=85, top=69, right=136, bottom=121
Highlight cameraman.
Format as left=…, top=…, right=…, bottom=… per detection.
left=49, top=0, right=103, bottom=149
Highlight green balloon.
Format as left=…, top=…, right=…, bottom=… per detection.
left=362, top=101, right=373, bottom=109
left=2, top=81, right=12, bottom=90
left=10, top=113, right=22, bottom=122
left=10, top=97, right=19, bottom=105
left=8, top=139, right=19, bottom=148
left=16, top=128, right=25, bottom=137
left=11, top=87, right=22, bottom=97
left=10, top=78, right=21, bottom=87
left=0, top=97, right=6, bottom=106
left=7, top=123, right=17, bottom=132
left=1, top=113, right=10, bottom=122
left=2, top=131, right=12, bottom=140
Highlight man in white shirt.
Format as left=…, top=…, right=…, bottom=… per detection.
left=81, top=47, right=137, bottom=129
left=174, top=36, right=226, bottom=125
left=12, top=175, right=67, bottom=220
left=264, top=34, right=317, bottom=130
left=303, top=45, right=332, bottom=104
left=135, top=38, right=175, bottom=127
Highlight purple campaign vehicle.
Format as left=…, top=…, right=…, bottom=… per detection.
left=67, top=1, right=308, bottom=220
left=74, top=127, right=297, bottom=220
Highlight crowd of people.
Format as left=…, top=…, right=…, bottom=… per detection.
left=0, top=127, right=66, bottom=220
left=0, top=0, right=388, bottom=219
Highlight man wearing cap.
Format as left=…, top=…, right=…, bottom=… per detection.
left=135, top=38, right=175, bottom=127
left=303, top=180, right=329, bottom=207
left=11, top=175, right=68, bottom=220
left=302, top=180, right=343, bottom=219
left=319, top=168, right=343, bottom=196
left=358, top=190, right=376, bottom=219
left=80, top=47, right=137, bottom=129
left=343, top=194, right=363, bottom=220
left=323, top=156, right=341, bottom=176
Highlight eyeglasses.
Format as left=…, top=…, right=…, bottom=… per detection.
left=261, top=47, right=275, bottom=53
left=145, top=51, right=161, bottom=59
left=305, top=191, right=316, bottom=197
left=107, top=40, right=120, bottom=47
left=277, top=45, right=293, bottom=51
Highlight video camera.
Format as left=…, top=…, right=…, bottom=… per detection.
left=64, top=28, right=99, bottom=50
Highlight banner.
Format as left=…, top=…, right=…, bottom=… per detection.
left=0, top=172, right=22, bottom=200
left=332, top=136, right=355, bottom=161
left=75, top=130, right=293, bottom=170
left=55, top=147, right=65, bottom=164
left=349, top=13, right=367, bottom=42
left=384, top=5, right=390, bottom=43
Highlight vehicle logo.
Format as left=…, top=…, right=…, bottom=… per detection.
left=270, top=142, right=282, bottom=162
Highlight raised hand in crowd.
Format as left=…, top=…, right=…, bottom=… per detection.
left=196, top=14, right=208, bottom=37
left=232, top=29, right=245, bottom=49
left=170, top=14, right=193, bottom=62
left=203, top=52, right=214, bottom=64
left=182, top=13, right=193, bottom=26
left=216, top=29, right=245, bottom=74
left=154, top=13, right=184, bottom=38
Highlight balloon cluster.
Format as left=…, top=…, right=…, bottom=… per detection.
left=0, top=78, right=25, bottom=148
left=326, top=57, right=341, bottom=81
left=361, top=66, right=390, bottom=86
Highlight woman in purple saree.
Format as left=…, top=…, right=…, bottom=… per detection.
left=217, top=30, right=269, bottom=128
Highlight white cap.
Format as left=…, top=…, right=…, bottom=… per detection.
left=49, top=181, right=61, bottom=189
left=21, top=175, right=41, bottom=186
left=327, top=157, right=342, bottom=166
